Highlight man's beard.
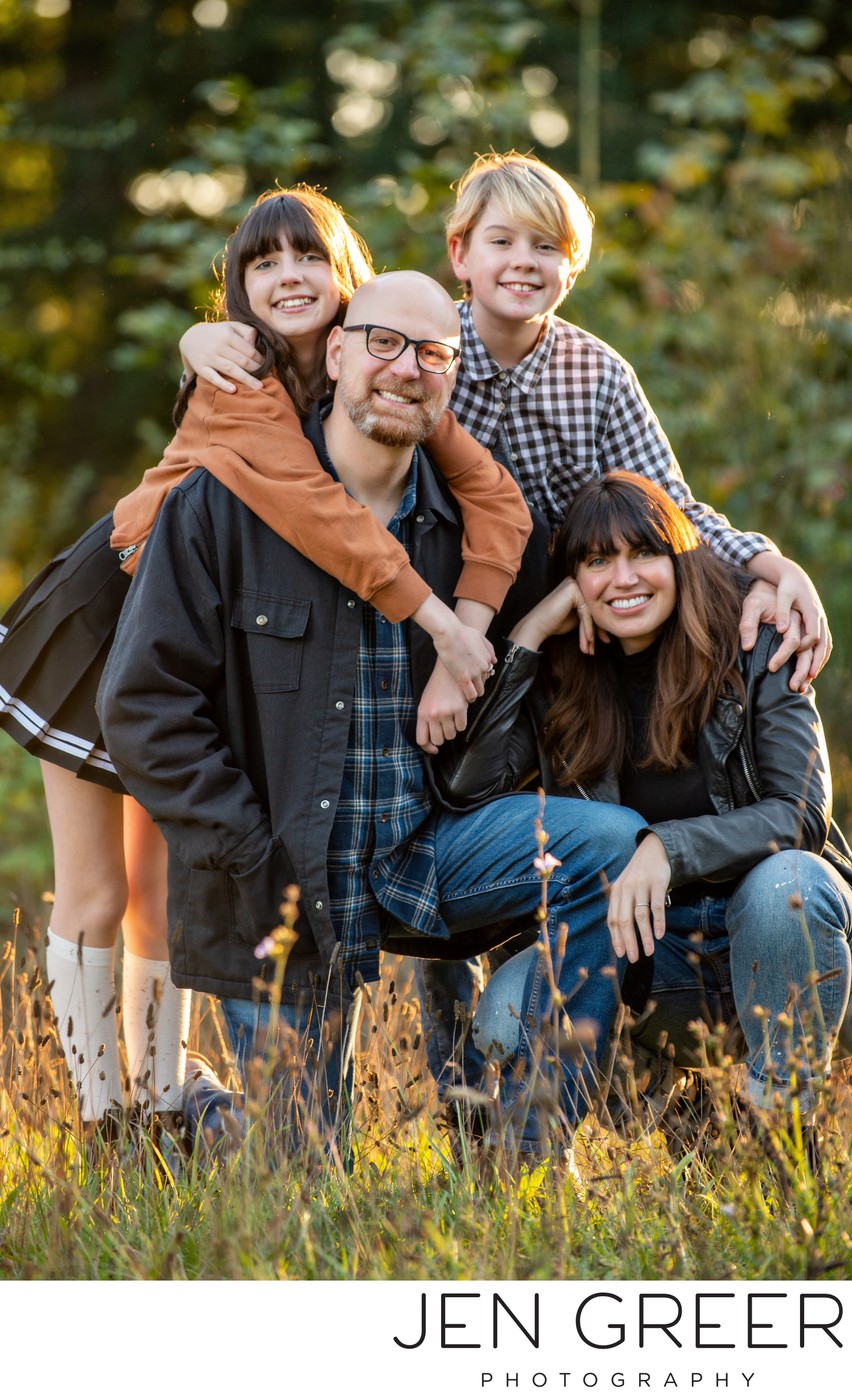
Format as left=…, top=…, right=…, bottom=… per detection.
left=338, top=375, right=446, bottom=447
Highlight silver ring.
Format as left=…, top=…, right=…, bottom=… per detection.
left=635, top=903, right=650, bottom=908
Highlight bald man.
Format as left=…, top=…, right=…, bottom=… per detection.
left=99, top=272, right=642, bottom=1156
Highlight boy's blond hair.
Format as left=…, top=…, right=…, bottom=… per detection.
left=446, top=150, right=594, bottom=285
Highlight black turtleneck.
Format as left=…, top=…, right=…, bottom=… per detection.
left=610, top=637, right=736, bottom=907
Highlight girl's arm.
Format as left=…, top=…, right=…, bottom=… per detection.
left=423, top=409, right=532, bottom=609
left=432, top=642, right=543, bottom=804
left=180, top=320, right=534, bottom=611
left=110, top=377, right=496, bottom=694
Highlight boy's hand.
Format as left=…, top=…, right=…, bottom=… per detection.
left=416, top=661, right=470, bottom=753
left=742, top=557, right=831, bottom=691
left=180, top=321, right=263, bottom=392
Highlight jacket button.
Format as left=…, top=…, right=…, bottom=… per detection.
left=320, top=799, right=330, bottom=809
left=415, top=514, right=425, bottom=523
left=315, top=900, right=323, bottom=910
left=347, top=599, right=356, bottom=609
left=335, top=701, right=345, bottom=710
left=256, top=614, right=269, bottom=626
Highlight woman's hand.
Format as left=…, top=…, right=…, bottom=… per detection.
left=607, top=833, right=671, bottom=963
left=509, top=576, right=597, bottom=654
left=179, top=321, right=264, bottom=392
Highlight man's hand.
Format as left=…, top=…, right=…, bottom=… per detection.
left=180, top=320, right=264, bottom=392
left=743, top=555, right=831, bottom=691
left=607, top=833, right=671, bottom=963
left=416, top=660, right=470, bottom=753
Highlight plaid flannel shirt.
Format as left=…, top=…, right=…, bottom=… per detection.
left=450, top=300, right=775, bottom=565
left=325, top=455, right=442, bottom=986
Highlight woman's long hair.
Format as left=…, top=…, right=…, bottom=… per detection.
left=174, top=186, right=373, bottom=424
left=542, top=472, right=746, bottom=787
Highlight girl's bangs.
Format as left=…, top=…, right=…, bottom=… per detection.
left=237, top=196, right=327, bottom=267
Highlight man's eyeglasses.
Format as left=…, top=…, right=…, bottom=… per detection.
left=342, top=324, right=460, bottom=375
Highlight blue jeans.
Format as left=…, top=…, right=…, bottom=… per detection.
left=222, top=792, right=644, bottom=1158
left=630, top=850, right=852, bottom=1113
left=220, top=990, right=353, bottom=1161
left=432, top=793, right=645, bottom=1150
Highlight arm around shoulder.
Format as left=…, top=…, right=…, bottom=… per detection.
left=426, top=409, right=532, bottom=610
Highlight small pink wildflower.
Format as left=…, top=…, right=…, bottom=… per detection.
left=254, top=934, right=276, bottom=960
left=534, top=852, right=562, bottom=876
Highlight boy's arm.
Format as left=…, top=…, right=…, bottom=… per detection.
left=425, top=409, right=533, bottom=612
left=601, top=364, right=831, bottom=683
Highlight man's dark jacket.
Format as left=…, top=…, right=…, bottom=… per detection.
left=98, top=405, right=547, bottom=1001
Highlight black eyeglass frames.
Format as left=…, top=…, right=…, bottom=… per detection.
left=341, top=324, right=460, bottom=374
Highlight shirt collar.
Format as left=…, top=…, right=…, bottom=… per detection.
left=304, top=395, right=454, bottom=526
left=458, top=299, right=556, bottom=392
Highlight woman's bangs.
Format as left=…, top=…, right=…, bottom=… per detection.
left=583, top=494, right=669, bottom=561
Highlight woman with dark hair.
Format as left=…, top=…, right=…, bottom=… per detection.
left=0, top=186, right=530, bottom=1142
left=440, top=471, right=852, bottom=1141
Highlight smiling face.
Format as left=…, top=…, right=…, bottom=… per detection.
left=326, top=272, right=459, bottom=448
left=243, top=238, right=341, bottom=366
left=576, top=536, right=678, bottom=654
left=448, top=197, right=576, bottom=338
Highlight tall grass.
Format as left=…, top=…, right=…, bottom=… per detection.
left=2, top=903, right=851, bottom=1282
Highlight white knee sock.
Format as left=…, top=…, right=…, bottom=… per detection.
left=46, top=931, right=122, bottom=1123
left=121, top=950, right=190, bottom=1115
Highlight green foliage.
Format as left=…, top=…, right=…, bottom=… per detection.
left=0, top=741, right=51, bottom=920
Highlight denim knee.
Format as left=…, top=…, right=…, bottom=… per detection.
left=726, top=849, right=852, bottom=1108
left=727, top=850, right=852, bottom=967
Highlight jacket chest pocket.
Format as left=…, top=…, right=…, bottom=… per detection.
left=231, top=590, right=311, bottom=693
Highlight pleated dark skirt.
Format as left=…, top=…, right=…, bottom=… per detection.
left=0, top=513, right=131, bottom=792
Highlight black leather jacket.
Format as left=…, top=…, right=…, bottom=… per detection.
left=435, top=625, right=852, bottom=892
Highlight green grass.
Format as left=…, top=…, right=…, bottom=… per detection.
left=2, top=918, right=851, bottom=1283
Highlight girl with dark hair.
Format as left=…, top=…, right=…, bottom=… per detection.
left=0, top=186, right=530, bottom=1141
left=440, top=471, right=852, bottom=1139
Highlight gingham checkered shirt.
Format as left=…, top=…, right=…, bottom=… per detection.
left=450, top=300, right=774, bottom=564
left=325, top=455, right=441, bottom=986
